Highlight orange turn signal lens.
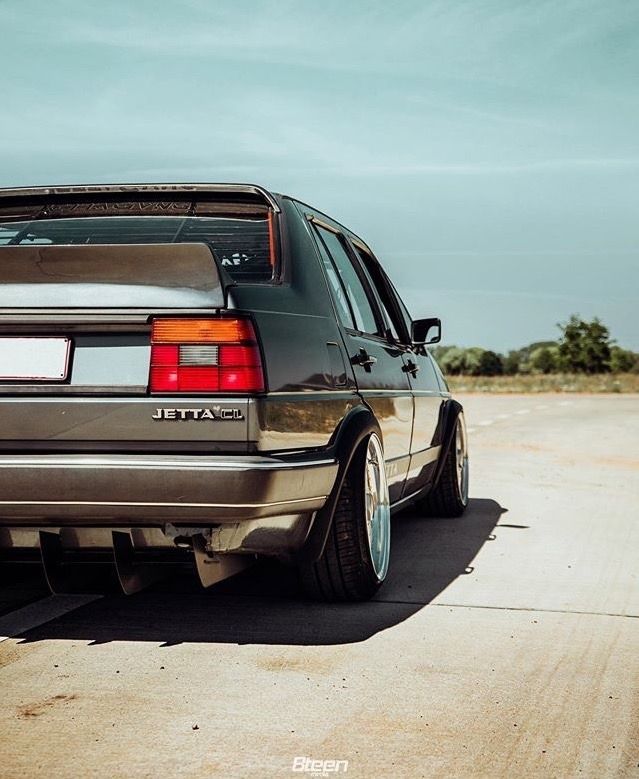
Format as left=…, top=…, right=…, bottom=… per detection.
left=152, top=318, right=256, bottom=343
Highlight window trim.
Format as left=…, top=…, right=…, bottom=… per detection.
left=308, top=216, right=387, bottom=339
left=313, top=230, right=358, bottom=330
left=348, top=237, right=413, bottom=347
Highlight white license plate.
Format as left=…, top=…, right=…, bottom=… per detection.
left=0, top=337, right=71, bottom=381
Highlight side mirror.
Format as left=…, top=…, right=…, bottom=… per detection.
left=411, top=317, right=441, bottom=346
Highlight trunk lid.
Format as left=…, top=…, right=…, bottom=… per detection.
left=0, top=243, right=226, bottom=309
left=0, top=242, right=256, bottom=452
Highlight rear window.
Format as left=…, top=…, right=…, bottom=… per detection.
left=0, top=215, right=274, bottom=283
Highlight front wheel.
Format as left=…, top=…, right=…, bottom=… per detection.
left=418, top=413, right=469, bottom=518
left=299, top=433, right=391, bottom=602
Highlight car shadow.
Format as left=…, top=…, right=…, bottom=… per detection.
left=20, top=497, right=506, bottom=646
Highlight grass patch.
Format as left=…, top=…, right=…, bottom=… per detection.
left=447, top=373, right=639, bottom=393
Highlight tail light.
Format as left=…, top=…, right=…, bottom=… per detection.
left=149, top=317, right=265, bottom=393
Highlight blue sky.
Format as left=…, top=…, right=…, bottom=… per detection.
left=1, top=1, right=637, bottom=350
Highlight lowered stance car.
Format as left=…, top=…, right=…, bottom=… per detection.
left=0, top=183, right=469, bottom=602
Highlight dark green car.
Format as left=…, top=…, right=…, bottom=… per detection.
left=0, top=183, right=469, bottom=601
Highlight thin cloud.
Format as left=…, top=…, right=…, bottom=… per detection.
left=328, top=158, right=639, bottom=176
left=0, top=1, right=637, bottom=349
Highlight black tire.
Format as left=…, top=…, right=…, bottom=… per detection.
left=418, top=414, right=469, bottom=518
left=299, top=437, right=390, bottom=602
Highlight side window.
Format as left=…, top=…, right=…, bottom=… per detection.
left=378, top=298, right=401, bottom=342
left=314, top=225, right=379, bottom=335
left=313, top=231, right=355, bottom=328
left=392, top=286, right=415, bottom=340
left=352, top=244, right=411, bottom=344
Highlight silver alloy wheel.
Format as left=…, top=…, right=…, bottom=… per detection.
left=364, top=433, right=391, bottom=581
left=455, top=414, right=470, bottom=506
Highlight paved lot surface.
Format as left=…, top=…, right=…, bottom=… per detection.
left=0, top=394, right=637, bottom=778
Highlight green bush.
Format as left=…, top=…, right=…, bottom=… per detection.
left=436, top=346, right=503, bottom=376
left=437, top=346, right=469, bottom=375
left=477, top=350, right=504, bottom=376
left=557, top=316, right=611, bottom=373
left=431, top=317, right=636, bottom=377
left=610, top=346, right=639, bottom=373
left=529, top=345, right=559, bottom=374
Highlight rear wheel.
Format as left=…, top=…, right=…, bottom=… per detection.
left=299, top=433, right=391, bottom=602
left=418, top=413, right=469, bottom=518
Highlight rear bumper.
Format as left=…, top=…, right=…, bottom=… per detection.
left=0, top=453, right=338, bottom=526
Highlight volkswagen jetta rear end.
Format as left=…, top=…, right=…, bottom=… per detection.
left=0, top=184, right=338, bottom=593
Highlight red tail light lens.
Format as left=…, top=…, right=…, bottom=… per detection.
left=149, top=318, right=265, bottom=394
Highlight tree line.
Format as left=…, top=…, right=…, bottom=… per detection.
left=432, top=316, right=639, bottom=376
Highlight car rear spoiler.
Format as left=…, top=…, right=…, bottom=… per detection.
left=0, top=183, right=281, bottom=221
left=0, top=243, right=228, bottom=309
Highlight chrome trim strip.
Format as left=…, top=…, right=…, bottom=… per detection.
left=391, top=489, right=425, bottom=511
left=390, top=447, right=442, bottom=510
left=0, top=385, right=149, bottom=395
left=358, top=389, right=444, bottom=398
left=385, top=453, right=409, bottom=464
left=404, top=445, right=441, bottom=479
left=0, top=456, right=336, bottom=471
left=0, top=496, right=326, bottom=509
left=409, top=445, right=441, bottom=463
left=358, top=389, right=417, bottom=396
left=265, top=390, right=358, bottom=397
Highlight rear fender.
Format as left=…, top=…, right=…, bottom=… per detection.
left=430, top=399, right=464, bottom=489
left=293, top=406, right=381, bottom=564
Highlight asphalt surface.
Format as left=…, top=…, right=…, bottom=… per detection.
left=0, top=394, right=637, bottom=778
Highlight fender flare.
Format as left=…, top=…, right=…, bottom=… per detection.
left=430, top=398, right=464, bottom=490
left=294, top=406, right=381, bottom=564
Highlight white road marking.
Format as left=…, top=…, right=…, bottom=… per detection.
left=0, top=594, right=101, bottom=643
left=467, top=428, right=476, bottom=434
left=478, top=420, right=494, bottom=426
left=515, top=409, right=530, bottom=415
left=535, top=404, right=548, bottom=410
left=496, top=414, right=510, bottom=420
left=559, top=400, right=574, bottom=406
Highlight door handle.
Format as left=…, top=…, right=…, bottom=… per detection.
left=402, top=359, right=420, bottom=377
left=352, top=348, right=377, bottom=372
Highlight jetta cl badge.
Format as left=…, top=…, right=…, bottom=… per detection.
left=151, top=407, right=244, bottom=421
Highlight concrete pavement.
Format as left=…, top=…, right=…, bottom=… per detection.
left=0, top=394, right=637, bottom=778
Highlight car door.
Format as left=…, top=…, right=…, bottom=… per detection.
left=349, top=241, right=446, bottom=500
left=308, top=216, right=413, bottom=503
